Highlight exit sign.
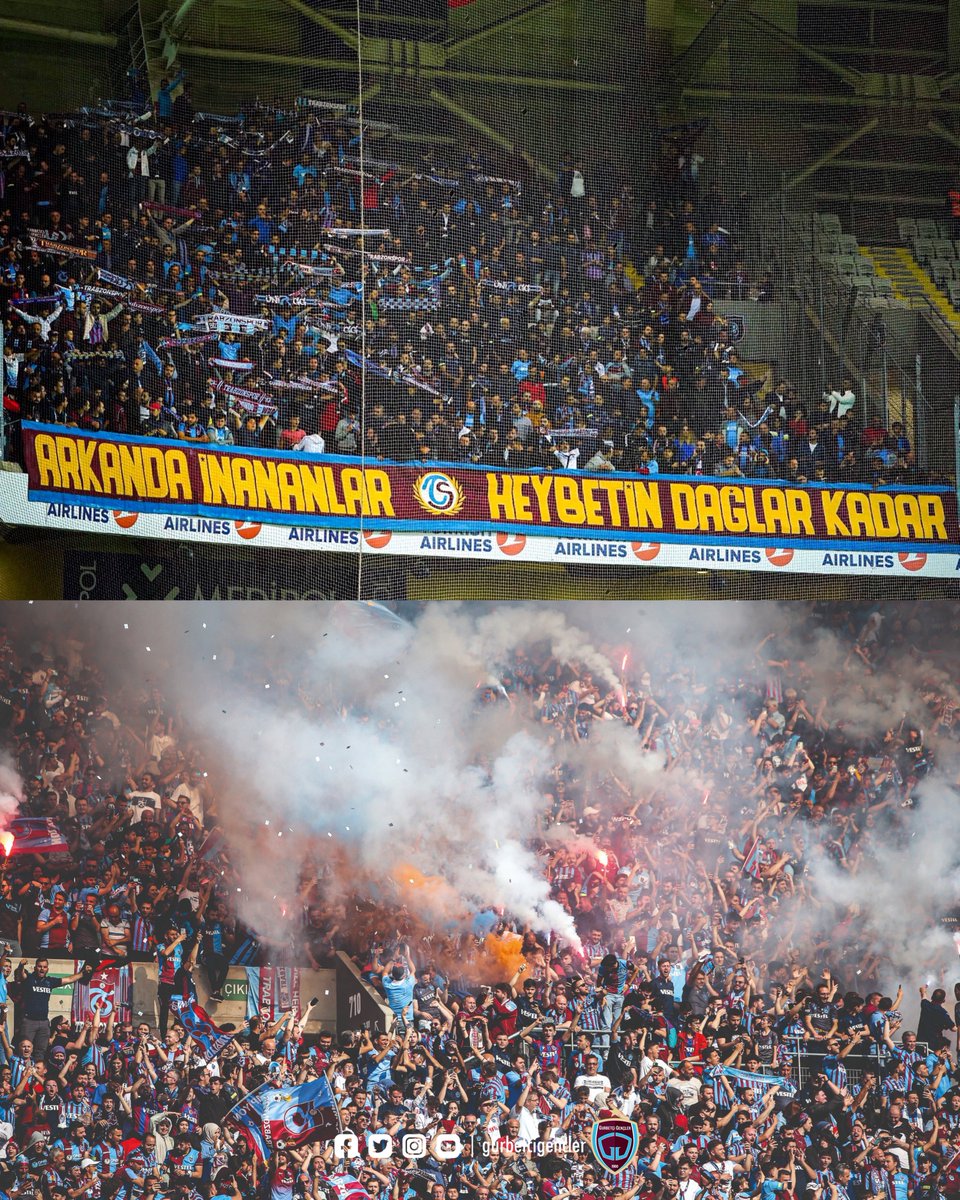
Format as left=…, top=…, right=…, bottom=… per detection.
left=222, top=977, right=249, bottom=1001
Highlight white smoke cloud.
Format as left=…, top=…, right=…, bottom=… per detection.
left=4, top=600, right=957, bottom=1003
left=0, top=754, right=23, bottom=825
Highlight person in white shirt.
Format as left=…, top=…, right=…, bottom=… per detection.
left=125, top=772, right=162, bottom=824
left=552, top=439, right=580, bottom=470
left=9, top=303, right=62, bottom=342
left=676, top=1161, right=701, bottom=1200
left=512, top=1077, right=544, bottom=1146
left=573, top=1054, right=612, bottom=1105
left=295, top=431, right=327, bottom=454
left=700, top=1139, right=746, bottom=1196
left=666, top=1059, right=703, bottom=1109
left=170, top=769, right=205, bottom=824
left=824, top=378, right=856, bottom=417
left=610, top=1070, right=642, bottom=1119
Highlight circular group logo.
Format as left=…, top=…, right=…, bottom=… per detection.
left=765, top=547, right=794, bottom=568
left=233, top=521, right=262, bottom=540
left=363, top=530, right=393, bottom=549
left=111, top=511, right=139, bottom=529
left=591, top=1118, right=641, bottom=1174
left=414, top=471, right=465, bottom=516
left=631, top=542, right=661, bottom=562
left=897, top=551, right=927, bottom=572
left=495, top=532, right=526, bottom=556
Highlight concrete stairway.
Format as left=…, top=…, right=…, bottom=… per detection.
left=863, top=245, right=960, bottom=337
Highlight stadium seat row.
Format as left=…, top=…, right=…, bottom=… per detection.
left=816, top=253, right=877, bottom=277
left=927, top=259, right=960, bottom=286
left=815, top=233, right=861, bottom=255
left=899, top=217, right=956, bottom=242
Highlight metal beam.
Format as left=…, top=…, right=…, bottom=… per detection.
left=444, top=0, right=557, bottom=59
left=665, top=0, right=754, bottom=96
left=807, top=44, right=941, bottom=57
left=682, top=85, right=960, bottom=111
left=951, top=0, right=960, bottom=68
left=740, top=12, right=862, bottom=87
left=177, top=43, right=341, bottom=69
left=0, top=17, right=116, bottom=45
left=427, top=88, right=554, bottom=181
left=782, top=117, right=879, bottom=191
left=176, top=41, right=621, bottom=92
left=926, top=117, right=960, bottom=154
left=168, top=0, right=202, bottom=34
left=325, top=8, right=445, bottom=28
left=833, top=156, right=953, bottom=171
left=803, top=0, right=944, bottom=9
left=277, top=0, right=358, bottom=51
left=425, top=67, right=618, bottom=92
left=814, top=191, right=950, bottom=205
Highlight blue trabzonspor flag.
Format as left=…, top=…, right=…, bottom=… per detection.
left=227, top=1075, right=340, bottom=1161
left=329, top=282, right=363, bottom=307
left=343, top=347, right=394, bottom=381
left=169, top=996, right=233, bottom=1064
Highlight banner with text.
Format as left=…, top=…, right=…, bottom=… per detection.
left=21, top=425, right=960, bottom=554
left=3, top=473, right=958, bottom=578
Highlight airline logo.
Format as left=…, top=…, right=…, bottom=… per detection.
left=765, top=547, right=794, bottom=568
left=233, top=521, right=262, bottom=540
left=495, top=532, right=526, bottom=556
left=631, top=542, right=661, bottom=561
left=897, top=552, right=926, bottom=572
left=362, top=530, right=392, bottom=549
left=112, top=511, right=139, bottom=528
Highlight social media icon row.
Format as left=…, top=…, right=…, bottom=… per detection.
left=333, top=1132, right=463, bottom=1161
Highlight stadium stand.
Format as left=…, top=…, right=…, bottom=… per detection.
left=0, top=78, right=948, bottom=493
left=1, top=0, right=960, bottom=598
left=0, top=601, right=959, bottom=1196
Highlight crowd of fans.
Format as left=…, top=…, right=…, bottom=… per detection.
left=0, top=84, right=930, bottom=487
left=0, top=603, right=959, bottom=1200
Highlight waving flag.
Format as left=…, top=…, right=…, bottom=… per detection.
left=71, top=963, right=131, bottom=1024
left=245, top=967, right=301, bottom=1022
left=1, top=818, right=69, bottom=857
left=740, top=835, right=763, bottom=879
left=198, top=827, right=227, bottom=865
left=228, top=1075, right=340, bottom=1161
left=326, top=1175, right=369, bottom=1200
left=169, top=996, right=233, bottom=1063
left=721, top=1066, right=786, bottom=1099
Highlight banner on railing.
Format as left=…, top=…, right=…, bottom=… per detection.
left=20, top=426, right=960, bottom=555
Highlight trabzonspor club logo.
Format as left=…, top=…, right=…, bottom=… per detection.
left=591, top=1118, right=640, bottom=1174
left=415, top=471, right=465, bottom=516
